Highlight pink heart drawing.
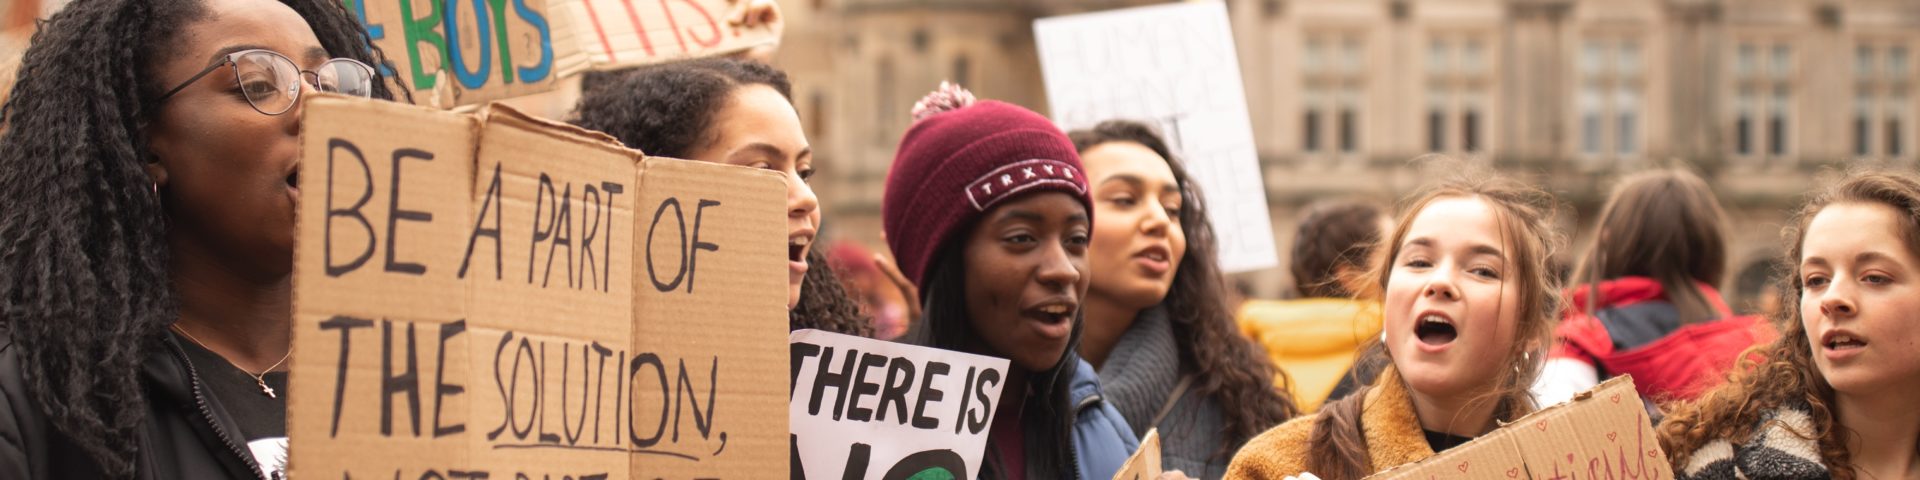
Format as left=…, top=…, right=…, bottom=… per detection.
left=1506, top=467, right=1521, bottom=478
left=1534, top=420, right=1549, bottom=431
left=1457, top=461, right=1470, bottom=473
left=1607, top=432, right=1619, bottom=442
left=1610, top=393, right=1622, bottom=404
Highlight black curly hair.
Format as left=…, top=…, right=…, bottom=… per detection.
left=1068, top=120, right=1299, bottom=459
left=570, top=57, right=872, bottom=337
left=0, top=0, right=398, bottom=476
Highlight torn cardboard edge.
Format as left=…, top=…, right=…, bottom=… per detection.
left=1111, top=428, right=1161, bottom=480
left=1364, top=375, right=1676, bottom=480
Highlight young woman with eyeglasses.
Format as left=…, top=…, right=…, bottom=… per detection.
left=0, top=0, right=395, bottom=477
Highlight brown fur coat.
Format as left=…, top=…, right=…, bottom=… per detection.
left=1225, top=368, right=1434, bottom=479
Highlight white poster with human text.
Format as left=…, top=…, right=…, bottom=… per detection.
left=1035, top=1, right=1278, bottom=273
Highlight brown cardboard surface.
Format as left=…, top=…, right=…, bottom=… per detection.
left=289, top=95, right=788, bottom=479
left=628, top=156, right=790, bottom=478
left=1365, top=376, right=1675, bottom=480
left=551, top=0, right=777, bottom=70
left=1112, top=429, right=1162, bottom=480
left=352, top=0, right=591, bottom=108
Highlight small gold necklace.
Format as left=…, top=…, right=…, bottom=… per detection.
left=170, top=324, right=291, bottom=398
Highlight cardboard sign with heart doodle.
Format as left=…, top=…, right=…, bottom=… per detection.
left=1364, top=376, right=1675, bottom=480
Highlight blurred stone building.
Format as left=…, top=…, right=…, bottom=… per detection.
left=4, top=0, right=1917, bottom=301
left=778, top=0, right=1920, bottom=301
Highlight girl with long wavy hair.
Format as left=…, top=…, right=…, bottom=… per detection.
left=1226, top=166, right=1565, bottom=480
left=1068, top=120, right=1298, bottom=479
left=0, top=0, right=399, bottom=477
left=1658, top=170, right=1920, bottom=480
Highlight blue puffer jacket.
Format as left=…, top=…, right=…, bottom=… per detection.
left=1070, top=358, right=1139, bottom=480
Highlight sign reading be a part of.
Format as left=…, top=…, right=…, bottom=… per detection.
left=288, top=96, right=791, bottom=479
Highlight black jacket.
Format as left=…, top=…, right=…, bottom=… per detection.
left=0, top=334, right=263, bottom=479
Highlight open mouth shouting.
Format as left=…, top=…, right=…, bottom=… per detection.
left=1414, top=310, right=1458, bottom=351
left=1022, top=299, right=1076, bottom=340
left=788, top=231, right=813, bottom=280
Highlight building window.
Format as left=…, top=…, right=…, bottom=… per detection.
left=1853, top=41, right=1913, bottom=160
left=1577, top=37, right=1643, bottom=159
left=1303, top=108, right=1322, bottom=152
left=876, top=56, right=895, bottom=146
left=1428, top=108, right=1447, bottom=152
left=1732, top=41, right=1794, bottom=160
left=1857, top=94, right=1874, bottom=157
left=1735, top=88, right=1755, bottom=156
left=1461, top=109, right=1481, bottom=152
left=952, top=55, right=971, bottom=89
left=1769, top=85, right=1789, bottom=156
left=1339, top=107, right=1358, bottom=153
left=1426, top=32, right=1490, bottom=154
left=809, top=90, right=828, bottom=139
left=1302, top=32, right=1367, bottom=157
left=1891, top=115, right=1905, bottom=157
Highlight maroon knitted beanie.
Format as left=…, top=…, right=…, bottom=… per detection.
left=882, top=85, right=1093, bottom=289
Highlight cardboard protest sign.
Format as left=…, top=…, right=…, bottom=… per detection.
left=1112, top=429, right=1161, bottom=480
left=550, top=0, right=777, bottom=70
left=288, top=94, right=790, bottom=479
left=789, top=329, right=1010, bottom=480
left=341, top=0, right=592, bottom=108
left=1034, top=1, right=1279, bottom=273
left=1364, top=376, right=1675, bottom=480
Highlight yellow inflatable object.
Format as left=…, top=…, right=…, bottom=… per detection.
left=1236, top=298, right=1382, bottom=412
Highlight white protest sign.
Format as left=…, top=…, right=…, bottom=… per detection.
left=1035, top=1, right=1279, bottom=273
left=789, top=329, right=1010, bottom=480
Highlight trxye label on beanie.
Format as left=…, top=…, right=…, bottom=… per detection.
left=966, top=159, right=1086, bottom=211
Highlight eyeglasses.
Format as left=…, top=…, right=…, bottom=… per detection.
left=153, top=49, right=375, bottom=116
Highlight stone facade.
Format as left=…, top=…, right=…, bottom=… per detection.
left=779, top=0, right=1920, bottom=299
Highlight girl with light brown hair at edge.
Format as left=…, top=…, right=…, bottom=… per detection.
left=1225, top=162, right=1566, bottom=480
left=1658, top=169, right=1920, bottom=480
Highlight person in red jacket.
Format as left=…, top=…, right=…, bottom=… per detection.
left=1533, top=169, right=1776, bottom=407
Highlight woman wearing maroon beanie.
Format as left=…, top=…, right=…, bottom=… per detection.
left=885, top=84, right=1139, bottom=480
